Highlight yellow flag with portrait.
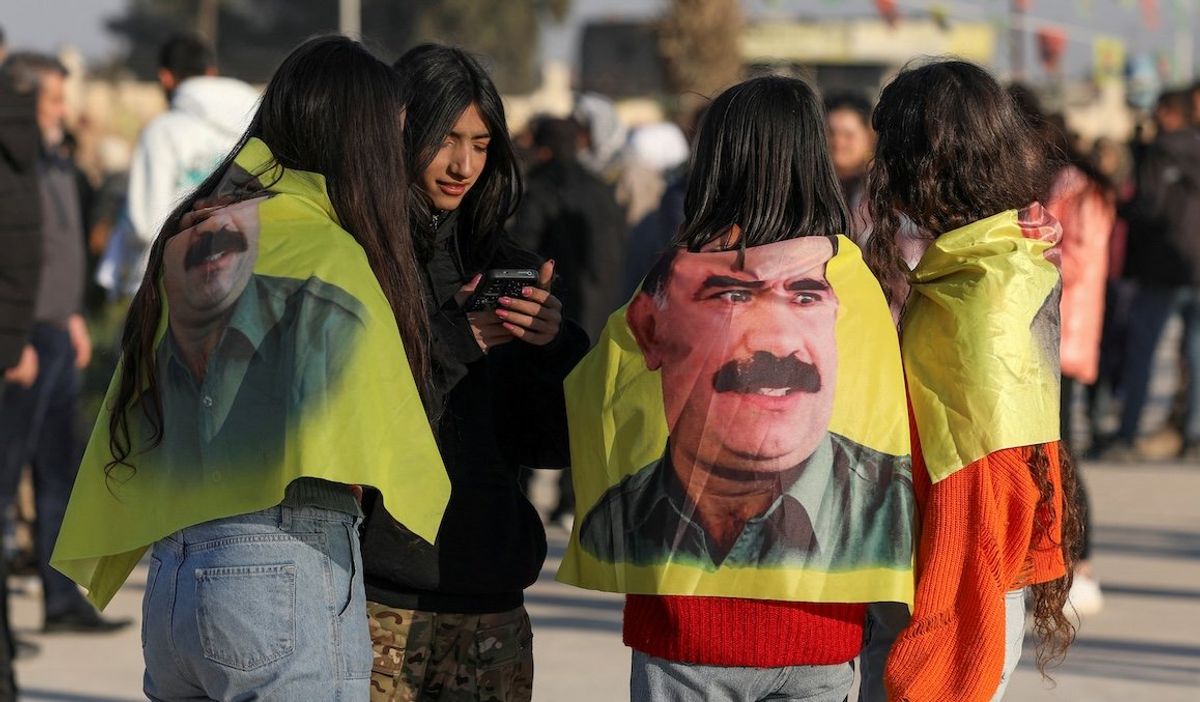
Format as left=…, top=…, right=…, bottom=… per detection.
left=52, top=138, right=450, bottom=610
left=903, top=206, right=1062, bottom=483
left=557, top=236, right=915, bottom=605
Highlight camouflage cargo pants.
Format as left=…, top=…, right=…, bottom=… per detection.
left=367, top=602, right=533, bottom=702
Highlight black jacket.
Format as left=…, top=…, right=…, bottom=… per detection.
left=511, top=158, right=626, bottom=340
left=360, top=211, right=589, bottom=613
left=1123, top=128, right=1200, bottom=286
left=0, top=74, right=42, bottom=368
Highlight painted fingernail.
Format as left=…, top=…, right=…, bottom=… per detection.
left=522, top=287, right=533, bottom=296
left=496, top=309, right=508, bottom=318
left=498, top=297, right=511, bottom=306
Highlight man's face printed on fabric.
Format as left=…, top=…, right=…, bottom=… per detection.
left=627, top=237, right=839, bottom=476
left=163, top=198, right=263, bottom=327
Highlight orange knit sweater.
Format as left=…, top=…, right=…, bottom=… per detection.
left=884, top=441, right=1067, bottom=702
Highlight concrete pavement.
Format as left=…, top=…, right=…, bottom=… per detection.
left=12, top=459, right=1200, bottom=701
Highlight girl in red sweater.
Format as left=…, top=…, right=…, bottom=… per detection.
left=608, top=75, right=912, bottom=702
left=864, top=60, right=1082, bottom=701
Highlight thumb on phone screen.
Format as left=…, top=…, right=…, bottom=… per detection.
left=537, top=260, right=555, bottom=291
left=455, top=273, right=482, bottom=308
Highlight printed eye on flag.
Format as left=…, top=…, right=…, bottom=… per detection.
left=557, top=235, right=916, bottom=605
left=51, top=138, right=450, bottom=610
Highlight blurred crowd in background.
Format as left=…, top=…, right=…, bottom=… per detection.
left=3, top=0, right=1200, bottom=692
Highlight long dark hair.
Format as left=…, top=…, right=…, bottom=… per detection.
left=676, top=75, right=850, bottom=250
left=393, top=43, right=521, bottom=268
left=107, top=36, right=432, bottom=476
left=866, top=60, right=1054, bottom=306
left=866, top=59, right=1080, bottom=675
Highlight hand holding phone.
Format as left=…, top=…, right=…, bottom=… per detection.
left=493, top=260, right=562, bottom=347
left=463, top=269, right=539, bottom=312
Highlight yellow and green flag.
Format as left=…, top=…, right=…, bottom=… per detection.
left=557, top=236, right=915, bottom=605
left=903, top=206, right=1062, bottom=482
left=52, top=138, right=450, bottom=609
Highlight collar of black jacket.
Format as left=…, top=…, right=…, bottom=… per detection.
left=424, top=209, right=467, bottom=309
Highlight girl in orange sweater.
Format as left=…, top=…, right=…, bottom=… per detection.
left=863, top=60, right=1082, bottom=701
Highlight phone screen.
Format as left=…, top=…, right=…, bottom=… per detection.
left=464, top=269, right=538, bottom=312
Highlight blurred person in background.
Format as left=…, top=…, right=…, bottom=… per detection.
left=513, top=117, right=626, bottom=341
left=0, top=52, right=127, bottom=635
left=0, top=29, right=42, bottom=406
left=1104, top=89, right=1200, bottom=461
left=90, top=136, right=138, bottom=300
left=621, top=108, right=706, bottom=299
left=511, top=117, right=626, bottom=528
left=361, top=44, right=588, bottom=702
left=572, top=92, right=659, bottom=235
left=1011, top=86, right=1115, bottom=615
left=123, top=33, right=258, bottom=288
left=618, top=122, right=689, bottom=232
left=824, top=93, right=875, bottom=237
left=1045, top=121, right=1115, bottom=615
left=0, top=25, right=44, bottom=698
left=573, top=92, right=627, bottom=181
left=1086, top=137, right=1137, bottom=445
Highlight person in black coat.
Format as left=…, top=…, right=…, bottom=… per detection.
left=0, top=57, right=42, bottom=387
left=0, top=44, right=43, bottom=701
left=1108, top=90, right=1200, bottom=459
left=359, top=45, right=589, bottom=701
left=512, top=117, right=627, bottom=341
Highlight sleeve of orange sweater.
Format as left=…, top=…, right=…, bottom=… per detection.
left=883, top=445, right=1054, bottom=702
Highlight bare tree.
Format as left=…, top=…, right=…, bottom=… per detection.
left=659, top=0, right=743, bottom=99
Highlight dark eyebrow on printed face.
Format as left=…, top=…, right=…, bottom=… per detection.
left=699, top=275, right=765, bottom=292
left=786, top=277, right=831, bottom=292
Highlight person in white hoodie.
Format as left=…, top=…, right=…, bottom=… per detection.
left=121, top=33, right=259, bottom=287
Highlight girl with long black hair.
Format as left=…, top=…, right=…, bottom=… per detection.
left=54, top=37, right=448, bottom=701
left=358, top=44, right=588, bottom=701
left=866, top=60, right=1080, bottom=701
left=614, top=75, right=898, bottom=702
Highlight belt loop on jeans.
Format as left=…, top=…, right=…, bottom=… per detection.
left=279, top=504, right=292, bottom=531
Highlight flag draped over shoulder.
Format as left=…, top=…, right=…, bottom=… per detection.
left=903, top=206, right=1062, bottom=483
left=52, top=138, right=449, bottom=609
left=557, top=236, right=915, bottom=605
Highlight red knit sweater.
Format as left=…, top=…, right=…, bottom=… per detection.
left=623, top=595, right=865, bottom=667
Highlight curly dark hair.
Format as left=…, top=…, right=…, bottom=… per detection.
left=866, top=59, right=1080, bottom=676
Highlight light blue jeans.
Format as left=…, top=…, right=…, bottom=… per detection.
left=142, top=505, right=371, bottom=701
left=992, top=588, right=1027, bottom=701
left=631, top=650, right=853, bottom=702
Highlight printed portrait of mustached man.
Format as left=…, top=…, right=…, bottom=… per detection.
left=578, top=236, right=913, bottom=572
left=147, top=163, right=366, bottom=479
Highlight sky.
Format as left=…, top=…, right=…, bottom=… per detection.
left=5, top=0, right=1198, bottom=82
left=3, top=0, right=127, bottom=58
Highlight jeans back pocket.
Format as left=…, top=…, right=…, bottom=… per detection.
left=195, top=563, right=297, bottom=671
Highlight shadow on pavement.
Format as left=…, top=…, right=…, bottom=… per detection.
left=1092, top=525, right=1200, bottom=560
left=1018, top=635, right=1200, bottom=687
left=1101, top=582, right=1200, bottom=601
left=20, top=688, right=138, bottom=702
left=528, top=614, right=622, bottom=634
left=525, top=591, right=623, bottom=613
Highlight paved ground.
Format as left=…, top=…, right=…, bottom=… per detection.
left=12, top=459, right=1200, bottom=701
